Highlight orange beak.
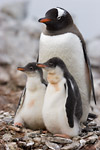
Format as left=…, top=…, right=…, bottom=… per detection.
left=38, top=18, right=51, bottom=23
left=17, top=67, right=25, bottom=71
left=37, top=64, right=47, bottom=68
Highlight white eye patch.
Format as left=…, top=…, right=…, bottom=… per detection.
left=56, top=8, right=65, bottom=19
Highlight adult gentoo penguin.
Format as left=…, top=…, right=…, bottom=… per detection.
left=38, top=7, right=96, bottom=122
left=37, top=57, right=82, bottom=137
left=14, top=62, right=46, bottom=130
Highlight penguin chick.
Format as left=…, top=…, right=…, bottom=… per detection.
left=37, top=57, right=83, bottom=137
left=14, top=62, right=46, bottom=130
left=38, top=7, right=96, bottom=123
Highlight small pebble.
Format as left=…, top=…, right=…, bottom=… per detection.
left=3, top=112, right=10, bottom=116
left=45, top=141, right=60, bottom=150
left=87, top=134, right=98, bottom=144
left=95, top=131, right=100, bottom=136
left=61, top=142, right=79, bottom=150
left=33, top=137, right=41, bottom=142
left=3, top=117, right=13, bottom=124
left=79, top=139, right=86, bottom=147
left=3, top=133, right=12, bottom=142
left=88, top=121, right=97, bottom=126
left=17, top=141, right=27, bottom=148
left=27, top=141, right=34, bottom=147
left=47, top=137, right=72, bottom=144
left=0, top=110, right=4, bottom=114
left=0, top=115, right=4, bottom=119
left=5, top=142, right=17, bottom=150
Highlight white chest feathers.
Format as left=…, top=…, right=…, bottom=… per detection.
left=14, top=76, right=46, bottom=130
left=39, top=32, right=86, bottom=86
left=39, top=32, right=90, bottom=122
left=39, top=32, right=83, bottom=64
left=42, top=77, right=79, bottom=136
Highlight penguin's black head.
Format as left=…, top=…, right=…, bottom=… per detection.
left=37, top=57, right=67, bottom=74
left=38, top=7, right=73, bottom=31
left=17, top=62, right=43, bottom=78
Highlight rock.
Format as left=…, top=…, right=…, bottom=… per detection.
left=0, top=110, right=4, bottom=114
left=11, top=71, right=26, bottom=87
left=0, top=54, right=11, bottom=65
left=1, top=0, right=28, bottom=20
left=79, top=139, right=86, bottom=147
left=0, top=67, right=10, bottom=84
left=21, top=135, right=30, bottom=142
left=61, top=142, right=80, bottom=150
left=94, top=139, right=100, bottom=149
left=22, top=19, right=42, bottom=38
left=45, top=141, right=60, bottom=150
left=27, top=141, right=34, bottom=148
left=27, top=132, right=38, bottom=138
left=17, top=141, right=27, bottom=148
left=88, top=121, right=97, bottom=126
left=3, top=133, right=12, bottom=142
left=42, top=145, right=48, bottom=150
left=5, top=142, right=18, bottom=150
left=47, top=137, right=72, bottom=144
left=3, top=112, right=10, bottom=116
left=3, top=117, right=13, bottom=124
left=0, top=115, right=4, bottom=119
left=33, top=137, right=41, bottom=142
left=0, top=1, right=42, bottom=86
left=87, top=134, right=98, bottom=144
left=82, top=132, right=94, bottom=139
left=72, top=136, right=81, bottom=141
left=95, top=131, right=100, bottom=136
left=0, top=111, right=13, bottom=124
left=0, top=11, right=40, bottom=68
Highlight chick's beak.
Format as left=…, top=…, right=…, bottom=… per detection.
left=37, top=63, right=47, bottom=68
left=38, top=18, right=51, bottom=23
left=17, top=67, right=25, bottom=72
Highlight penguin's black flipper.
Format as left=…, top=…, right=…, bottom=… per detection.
left=15, top=87, right=26, bottom=116
left=65, top=79, right=76, bottom=128
left=36, top=54, right=39, bottom=63
left=74, top=82, right=83, bottom=121
left=65, top=77, right=83, bottom=128
left=82, top=44, right=96, bottom=105
left=42, top=79, right=48, bottom=87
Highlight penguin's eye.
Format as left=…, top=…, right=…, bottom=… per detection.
left=29, top=67, right=33, bottom=70
left=49, top=63, right=53, bottom=67
left=57, top=16, right=61, bottom=20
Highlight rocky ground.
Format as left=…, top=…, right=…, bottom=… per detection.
left=0, top=82, right=100, bottom=150
left=0, top=1, right=100, bottom=150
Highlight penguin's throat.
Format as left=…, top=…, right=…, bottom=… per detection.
left=47, top=73, right=60, bottom=84
left=26, top=76, right=41, bottom=91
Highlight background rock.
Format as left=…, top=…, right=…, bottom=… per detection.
left=1, top=0, right=28, bottom=20
left=0, top=1, right=42, bottom=87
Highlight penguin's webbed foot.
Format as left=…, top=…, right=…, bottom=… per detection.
left=14, top=122, right=23, bottom=128
left=54, top=133, right=71, bottom=139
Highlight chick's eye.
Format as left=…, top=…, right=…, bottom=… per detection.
left=57, top=16, right=61, bottom=20
left=30, top=67, right=33, bottom=70
left=49, top=63, right=53, bottom=66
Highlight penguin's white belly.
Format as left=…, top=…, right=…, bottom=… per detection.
left=20, top=88, right=45, bottom=129
left=43, top=80, right=79, bottom=136
left=39, top=33, right=90, bottom=122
